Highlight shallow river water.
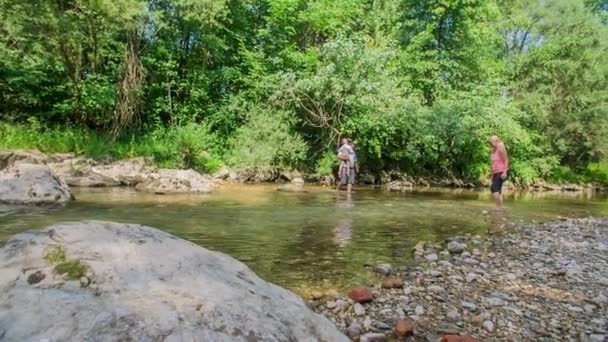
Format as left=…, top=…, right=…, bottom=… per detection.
left=2, top=185, right=608, bottom=293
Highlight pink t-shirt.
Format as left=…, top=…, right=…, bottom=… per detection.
left=491, top=147, right=507, bottom=174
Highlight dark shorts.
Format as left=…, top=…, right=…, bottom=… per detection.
left=491, top=172, right=505, bottom=193
left=340, top=167, right=355, bottom=185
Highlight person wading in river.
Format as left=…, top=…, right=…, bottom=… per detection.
left=336, top=138, right=358, bottom=193
left=489, top=135, right=509, bottom=209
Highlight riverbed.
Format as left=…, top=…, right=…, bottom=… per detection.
left=1, top=185, right=608, bottom=293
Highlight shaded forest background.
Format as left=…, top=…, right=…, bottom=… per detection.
left=1, top=0, right=607, bottom=184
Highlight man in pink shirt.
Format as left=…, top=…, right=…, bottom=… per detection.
left=489, top=136, right=509, bottom=208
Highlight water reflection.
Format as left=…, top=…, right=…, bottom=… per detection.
left=334, top=192, right=353, bottom=247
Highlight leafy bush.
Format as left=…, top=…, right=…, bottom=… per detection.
left=226, top=106, right=307, bottom=174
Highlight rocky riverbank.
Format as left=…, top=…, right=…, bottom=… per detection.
left=1, top=149, right=604, bottom=193
left=309, top=217, right=608, bottom=342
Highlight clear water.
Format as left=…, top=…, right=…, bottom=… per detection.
left=2, top=185, right=607, bottom=294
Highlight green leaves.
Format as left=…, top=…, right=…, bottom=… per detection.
left=1, top=0, right=607, bottom=184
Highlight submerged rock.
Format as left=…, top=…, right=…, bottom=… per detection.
left=0, top=221, right=348, bottom=341
left=0, top=163, right=74, bottom=204
left=135, top=169, right=214, bottom=194
left=277, top=177, right=308, bottom=193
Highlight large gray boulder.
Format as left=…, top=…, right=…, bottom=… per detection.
left=0, top=163, right=74, bottom=204
left=0, top=221, right=348, bottom=342
left=135, top=169, right=215, bottom=194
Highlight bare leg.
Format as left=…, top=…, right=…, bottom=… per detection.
left=492, top=192, right=503, bottom=208
left=347, top=184, right=352, bottom=193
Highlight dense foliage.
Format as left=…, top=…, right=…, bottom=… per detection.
left=1, top=0, right=607, bottom=184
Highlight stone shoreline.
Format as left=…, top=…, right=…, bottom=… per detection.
left=310, top=218, right=608, bottom=342
left=1, top=149, right=604, bottom=193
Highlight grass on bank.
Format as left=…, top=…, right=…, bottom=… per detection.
left=0, top=122, right=224, bottom=173
left=2, top=122, right=608, bottom=185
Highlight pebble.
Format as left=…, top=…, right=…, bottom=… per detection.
left=428, top=285, right=445, bottom=293
left=483, top=320, right=495, bottom=332
left=360, top=333, right=386, bottom=342
left=347, top=323, right=363, bottom=339
left=394, top=319, right=413, bottom=336
left=382, top=276, right=403, bottom=289
left=486, top=297, right=505, bottom=307
left=325, top=289, right=339, bottom=298
left=425, top=253, right=438, bottom=262
left=430, top=270, right=443, bottom=277
left=374, top=264, right=392, bottom=275
left=313, top=218, right=608, bottom=342
left=363, top=316, right=373, bottom=330
left=462, top=301, right=477, bottom=312
left=589, top=334, right=606, bottom=342
left=447, top=241, right=467, bottom=254
left=447, top=310, right=462, bottom=322
left=354, top=303, right=366, bottom=316
left=463, top=258, right=480, bottom=265
left=465, top=273, right=478, bottom=283
left=503, top=273, right=517, bottom=281
left=326, top=301, right=336, bottom=309
left=592, top=293, right=608, bottom=305
left=415, top=305, right=425, bottom=315
left=311, top=291, right=324, bottom=300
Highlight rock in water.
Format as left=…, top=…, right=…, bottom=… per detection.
left=0, top=163, right=74, bottom=205
left=277, top=177, right=308, bottom=193
left=135, top=169, right=214, bottom=194
left=0, top=221, right=348, bottom=341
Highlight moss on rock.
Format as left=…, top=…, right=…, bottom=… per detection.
left=43, top=245, right=87, bottom=280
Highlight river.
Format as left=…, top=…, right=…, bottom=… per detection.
left=1, top=185, right=607, bottom=294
